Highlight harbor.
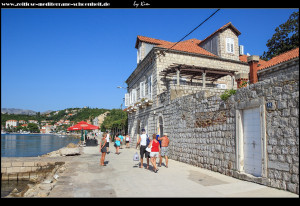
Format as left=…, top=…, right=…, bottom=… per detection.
left=1, top=133, right=80, bottom=157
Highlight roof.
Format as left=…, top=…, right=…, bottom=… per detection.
left=239, top=55, right=267, bottom=66
left=135, top=22, right=242, bottom=59
left=135, top=36, right=171, bottom=48
left=135, top=35, right=216, bottom=57
left=258, top=47, right=299, bottom=70
left=200, top=22, right=241, bottom=44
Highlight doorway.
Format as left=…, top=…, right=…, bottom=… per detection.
left=235, top=97, right=267, bottom=178
left=243, top=107, right=262, bottom=177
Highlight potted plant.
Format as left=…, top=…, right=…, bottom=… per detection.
left=145, top=99, right=153, bottom=106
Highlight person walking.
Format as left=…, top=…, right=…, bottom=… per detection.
left=100, top=133, right=107, bottom=166
left=158, top=133, right=170, bottom=168
left=148, top=133, right=160, bottom=173
left=125, top=134, right=130, bottom=148
left=119, top=133, right=124, bottom=149
left=106, top=131, right=110, bottom=154
left=114, top=133, right=121, bottom=154
left=145, top=134, right=151, bottom=170
left=136, top=129, right=147, bottom=169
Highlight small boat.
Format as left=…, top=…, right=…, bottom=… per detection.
left=1, top=131, right=7, bottom=134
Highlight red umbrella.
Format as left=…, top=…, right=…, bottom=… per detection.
left=67, top=121, right=99, bottom=131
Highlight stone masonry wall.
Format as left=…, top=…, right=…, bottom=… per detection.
left=1, top=159, right=64, bottom=182
left=159, top=61, right=299, bottom=194
left=164, top=89, right=236, bottom=176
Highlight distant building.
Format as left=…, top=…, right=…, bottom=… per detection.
left=28, top=120, right=38, bottom=124
left=40, top=124, right=53, bottom=134
left=18, top=120, right=26, bottom=124
left=6, top=120, right=18, bottom=128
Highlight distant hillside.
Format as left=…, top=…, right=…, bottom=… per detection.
left=1, top=108, right=37, bottom=115
left=1, top=108, right=53, bottom=115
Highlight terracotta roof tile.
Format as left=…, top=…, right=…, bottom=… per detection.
left=258, top=47, right=299, bottom=70
left=239, top=55, right=266, bottom=65
left=200, top=22, right=241, bottom=44
left=135, top=35, right=172, bottom=48
left=136, top=35, right=216, bottom=57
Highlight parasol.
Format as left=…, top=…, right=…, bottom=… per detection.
left=67, top=121, right=99, bottom=141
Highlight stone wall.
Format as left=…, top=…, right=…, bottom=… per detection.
left=164, top=89, right=237, bottom=175
left=1, top=159, right=64, bottom=182
left=158, top=60, right=299, bottom=194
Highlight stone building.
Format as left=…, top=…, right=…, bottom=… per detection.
left=125, top=22, right=250, bottom=142
left=124, top=21, right=299, bottom=194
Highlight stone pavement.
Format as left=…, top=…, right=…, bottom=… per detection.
left=48, top=143, right=298, bottom=198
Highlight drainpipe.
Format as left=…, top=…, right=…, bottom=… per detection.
left=247, top=55, right=260, bottom=84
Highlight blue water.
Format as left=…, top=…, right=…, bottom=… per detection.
left=1, top=134, right=79, bottom=157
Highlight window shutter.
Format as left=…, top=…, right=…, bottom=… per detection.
left=148, top=75, right=152, bottom=99
left=140, top=82, right=145, bottom=98
left=133, top=89, right=137, bottom=103
left=226, top=38, right=234, bottom=53
left=226, top=38, right=230, bottom=53
left=125, top=93, right=129, bottom=107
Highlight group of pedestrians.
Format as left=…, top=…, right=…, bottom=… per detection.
left=136, top=129, right=170, bottom=173
left=99, top=131, right=131, bottom=166
left=99, top=129, right=169, bottom=172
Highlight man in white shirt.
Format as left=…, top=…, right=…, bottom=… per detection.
left=136, top=129, right=148, bottom=169
left=106, top=131, right=110, bottom=154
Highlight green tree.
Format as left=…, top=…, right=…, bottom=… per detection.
left=27, top=123, right=40, bottom=133
left=261, top=11, right=299, bottom=60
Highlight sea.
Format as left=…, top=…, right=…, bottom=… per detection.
left=1, top=133, right=79, bottom=157
left=1, top=133, right=79, bottom=197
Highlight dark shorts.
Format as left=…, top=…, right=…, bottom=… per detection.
left=126, top=141, right=129, bottom=144
left=101, top=147, right=107, bottom=153
left=105, top=142, right=109, bottom=147
left=140, top=145, right=150, bottom=158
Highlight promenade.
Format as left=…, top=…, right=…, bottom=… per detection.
left=47, top=140, right=298, bottom=198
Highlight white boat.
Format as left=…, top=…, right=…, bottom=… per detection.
left=1, top=131, right=7, bottom=134
left=20, top=131, right=30, bottom=134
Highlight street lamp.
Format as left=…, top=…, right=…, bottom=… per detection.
left=117, top=86, right=127, bottom=89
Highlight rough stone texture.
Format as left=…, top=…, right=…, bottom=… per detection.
left=127, top=57, right=298, bottom=194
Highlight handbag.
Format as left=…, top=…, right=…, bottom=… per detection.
left=146, top=146, right=151, bottom=152
left=133, top=152, right=139, bottom=161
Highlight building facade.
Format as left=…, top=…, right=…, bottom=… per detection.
left=5, top=120, right=18, bottom=128
left=124, top=20, right=299, bottom=193
left=125, top=22, right=249, bottom=144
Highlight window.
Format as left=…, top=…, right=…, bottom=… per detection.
left=137, top=43, right=142, bottom=64
left=128, top=89, right=137, bottom=106
left=125, top=93, right=129, bottom=106
left=226, top=38, right=234, bottom=53
left=140, top=81, right=145, bottom=98
left=132, top=89, right=137, bottom=104
left=148, top=75, right=153, bottom=99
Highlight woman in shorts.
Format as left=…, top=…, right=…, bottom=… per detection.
left=100, top=133, right=107, bottom=166
left=148, top=134, right=160, bottom=173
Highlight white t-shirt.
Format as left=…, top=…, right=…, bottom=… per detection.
left=106, top=133, right=110, bottom=142
left=140, top=133, right=147, bottom=146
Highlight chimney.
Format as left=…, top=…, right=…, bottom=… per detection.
left=247, top=55, right=260, bottom=84
left=235, top=73, right=248, bottom=88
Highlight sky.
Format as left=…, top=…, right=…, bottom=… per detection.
left=1, top=8, right=298, bottom=112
